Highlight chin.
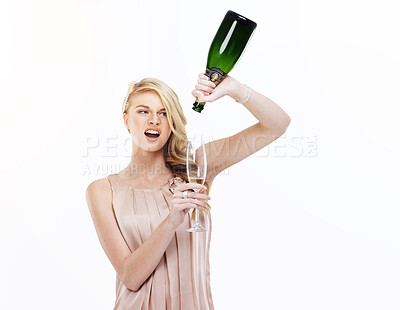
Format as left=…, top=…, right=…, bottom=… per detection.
left=145, top=146, right=163, bottom=152
left=144, top=141, right=167, bottom=152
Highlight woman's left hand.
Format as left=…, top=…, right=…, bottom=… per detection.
left=191, top=73, right=246, bottom=104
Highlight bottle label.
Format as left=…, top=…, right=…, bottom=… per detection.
left=206, top=67, right=226, bottom=85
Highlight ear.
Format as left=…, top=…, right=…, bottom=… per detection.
left=123, top=112, right=129, bottom=130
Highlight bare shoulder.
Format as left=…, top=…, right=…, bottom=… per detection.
left=85, top=178, right=112, bottom=212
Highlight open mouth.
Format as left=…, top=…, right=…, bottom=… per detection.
left=144, top=129, right=160, bottom=139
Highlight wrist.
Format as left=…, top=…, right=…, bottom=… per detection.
left=229, top=81, right=247, bottom=102
left=165, top=214, right=179, bottom=231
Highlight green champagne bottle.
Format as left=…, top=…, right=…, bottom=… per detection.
left=192, top=10, right=257, bottom=113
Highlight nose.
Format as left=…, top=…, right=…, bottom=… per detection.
left=149, top=113, right=160, bottom=125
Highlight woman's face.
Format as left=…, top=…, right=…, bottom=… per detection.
left=124, top=91, right=172, bottom=153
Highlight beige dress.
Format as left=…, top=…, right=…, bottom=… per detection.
left=106, top=173, right=214, bottom=310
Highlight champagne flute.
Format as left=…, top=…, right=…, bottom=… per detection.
left=186, top=137, right=208, bottom=232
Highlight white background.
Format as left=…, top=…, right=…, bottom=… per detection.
left=1, top=0, right=399, bottom=309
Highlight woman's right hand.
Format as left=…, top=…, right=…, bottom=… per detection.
left=168, top=182, right=211, bottom=229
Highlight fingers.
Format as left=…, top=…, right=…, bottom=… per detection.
left=177, top=182, right=207, bottom=192
left=172, top=182, right=211, bottom=211
left=192, top=90, right=213, bottom=104
left=172, top=197, right=209, bottom=211
left=196, top=75, right=215, bottom=90
left=173, top=191, right=211, bottom=201
left=182, top=200, right=209, bottom=210
left=176, top=184, right=208, bottom=196
left=192, top=90, right=208, bottom=103
left=181, top=198, right=208, bottom=206
left=192, top=192, right=211, bottom=200
left=197, top=77, right=215, bottom=88
left=192, top=73, right=225, bottom=103
left=195, top=82, right=214, bottom=94
left=198, top=72, right=209, bottom=80
left=195, top=73, right=215, bottom=93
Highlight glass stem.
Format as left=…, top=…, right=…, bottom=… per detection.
left=195, top=207, right=200, bottom=227
left=194, top=188, right=200, bottom=227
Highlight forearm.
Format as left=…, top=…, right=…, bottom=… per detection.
left=229, top=81, right=291, bottom=133
left=121, top=216, right=177, bottom=291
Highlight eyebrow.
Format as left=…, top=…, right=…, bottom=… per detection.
left=134, top=105, right=166, bottom=111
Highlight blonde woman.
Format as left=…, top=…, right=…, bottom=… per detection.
left=86, top=73, right=290, bottom=309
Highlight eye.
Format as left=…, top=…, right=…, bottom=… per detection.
left=159, top=112, right=167, bottom=116
left=138, top=110, right=148, bottom=114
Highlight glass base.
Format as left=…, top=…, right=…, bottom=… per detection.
left=186, top=223, right=208, bottom=233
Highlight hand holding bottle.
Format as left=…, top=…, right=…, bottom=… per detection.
left=192, top=10, right=257, bottom=112
left=192, top=73, right=248, bottom=105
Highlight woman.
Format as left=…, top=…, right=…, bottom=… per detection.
left=86, top=73, right=291, bottom=309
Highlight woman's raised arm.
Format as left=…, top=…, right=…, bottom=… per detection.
left=192, top=73, right=291, bottom=182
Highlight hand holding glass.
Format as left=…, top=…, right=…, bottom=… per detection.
left=186, top=138, right=208, bottom=233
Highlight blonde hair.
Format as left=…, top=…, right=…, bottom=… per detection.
left=122, top=78, right=211, bottom=204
